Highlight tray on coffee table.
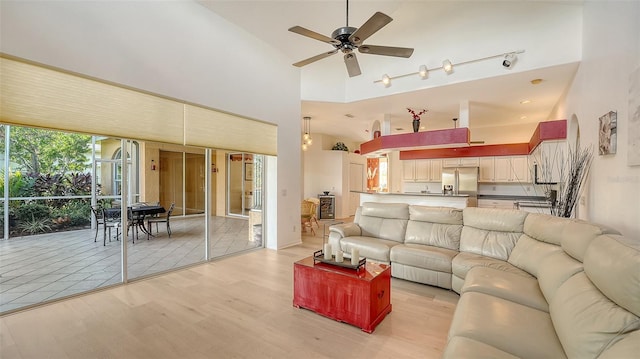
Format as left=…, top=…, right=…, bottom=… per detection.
left=313, top=249, right=366, bottom=270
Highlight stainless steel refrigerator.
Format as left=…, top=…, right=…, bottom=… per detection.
left=441, top=167, right=479, bottom=207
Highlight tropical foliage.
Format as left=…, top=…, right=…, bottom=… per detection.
left=0, top=126, right=95, bottom=237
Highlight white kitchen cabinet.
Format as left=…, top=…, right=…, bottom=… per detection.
left=494, top=157, right=512, bottom=182
left=510, top=156, right=530, bottom=183
left=442, top=157, right=479, bottom=168
left=479, top=156, right=531, bottom=183
left=402, top=160, right=416, bottom=181
left=403, top=159, right=442, bottom=182
left=479, top=157, right=495, bottom=182
left=415, top=160, right=430, bottom=181
left=477, top=199, right=516, bottom=209
left=430, top=159, right=442, bottom=181
left=530, top=140, right=566, bottom=184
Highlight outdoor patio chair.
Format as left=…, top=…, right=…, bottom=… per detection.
left=127, top=207, right=145, bottom=243
left=101, top=208, right=121, bottom=246
left=147, top=202, right=175, bottom=238
left=90, top=205, right=104, bottom=243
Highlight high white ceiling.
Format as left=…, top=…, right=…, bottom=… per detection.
left=198, top=1, right=582, bottom=144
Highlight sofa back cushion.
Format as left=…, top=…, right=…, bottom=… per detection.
left=507, top=235, right=562, bottom=277
left=405, top=206, right=463, bottom=250
left=357, top=202, right=409, bottom=243
left=550, top=234, right=640, bottom=358
left=537, top=250, right=583, bottom=303
left=561, top=220, right=620, bottom=262
left=460, top=208, right=528, bottom=260
left=523, top=213, right=570, bottom=245
left=550, top=272, right=640, bottom=359
left=584, top=234, right=640, bottom=317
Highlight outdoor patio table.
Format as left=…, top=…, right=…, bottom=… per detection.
left=105, top=205, right=166, bottom=239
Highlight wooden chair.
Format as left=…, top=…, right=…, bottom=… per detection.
left=306, top=198, right=320, bottom=228
left=147, top=203, right=175, bottom=237
left=301, top=200, right=319, bottom=236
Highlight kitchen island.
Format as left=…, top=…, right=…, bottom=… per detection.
left=353, top=191, right=469, bottom=209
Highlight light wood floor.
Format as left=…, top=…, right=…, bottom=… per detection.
left=0, top=224, right=459, bottom=358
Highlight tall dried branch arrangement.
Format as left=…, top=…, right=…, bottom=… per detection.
left=541, top=143, right=594, bottom=218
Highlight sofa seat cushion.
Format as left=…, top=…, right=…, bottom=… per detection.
left=339, top=236, right=399, bottom=262
left=449, top=292, right=566, bottom=359
left=442, top=336, right=520, bottom=359
left=452, top=252, right=531, bottom=280
left=462, top=266, right=548, bottom=312
left=390, top=244, right=458, bottom=273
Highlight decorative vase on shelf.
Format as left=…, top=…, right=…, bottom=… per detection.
left=407, top=108, right=428, bottom=133
left=412, top=118, right=420, bottom=133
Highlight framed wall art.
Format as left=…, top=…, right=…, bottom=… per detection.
left=598, top=110, right=617, bottom=155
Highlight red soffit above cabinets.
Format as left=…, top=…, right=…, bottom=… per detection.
left=359, top=128, right=470, bottom=156
left=392, top=119, right=567, bottom=160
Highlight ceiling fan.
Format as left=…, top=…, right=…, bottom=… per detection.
left=288, top=0, right=414, bottom=77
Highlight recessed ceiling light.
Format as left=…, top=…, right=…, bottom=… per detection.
left=520, top=99, right=532, bottom=104
left=530, top=79, right=543, bottom=85
left=395, top=127, right=404, bottom=131
left=345, top=114, right=354, bottom=118
left=520, top=116, right=528, bottom=120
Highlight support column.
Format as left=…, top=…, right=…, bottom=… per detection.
left=459, top=100, right=470, bottom=128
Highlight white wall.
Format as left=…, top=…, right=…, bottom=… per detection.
left=303, top=140, right=366, bottom=219
left=0, top=0, right=302, bottom=248
left=556, top=2, right=640, bottom=238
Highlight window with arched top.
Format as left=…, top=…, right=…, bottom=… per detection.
left=111, top=142, right=139, bottom=202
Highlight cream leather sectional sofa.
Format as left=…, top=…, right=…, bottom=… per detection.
left=328, top=202, right=640, bottom=358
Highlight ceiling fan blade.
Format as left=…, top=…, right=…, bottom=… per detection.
left=288, top=26, right=340, bottom=45
left=349, top=12, right=392, bottom=44
left=344, top=53, right=361, bottom=77
left=293, top=50, right=338, bottom=67
left=358, top=45, right=414, bottom=58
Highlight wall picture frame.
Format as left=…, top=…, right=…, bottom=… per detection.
left=598, top=110, right=617, bottom=155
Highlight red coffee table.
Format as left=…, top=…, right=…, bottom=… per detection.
left=293, top=256, right=392, bottom=333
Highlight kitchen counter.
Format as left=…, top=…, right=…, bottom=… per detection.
left=352, top=191, right=468, bottom=197
left=353, top=191, right=469, bottom=209
left=478, top=194, right=546, bottom=201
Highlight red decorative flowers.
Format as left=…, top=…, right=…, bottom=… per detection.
left=407, top=108, right=428, bottom=120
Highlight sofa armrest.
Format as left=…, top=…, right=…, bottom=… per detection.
left=330, top=222, right=362, bottom=238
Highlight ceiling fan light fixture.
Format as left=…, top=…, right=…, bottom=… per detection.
left=443, top=59, right=453, bottom=74
left=419, top=65, right=428, bottom=79
left=382, top=74, right=391, bottom=87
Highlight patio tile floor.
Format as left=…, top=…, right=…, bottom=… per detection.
left=0, top=216, right=259, bottom=314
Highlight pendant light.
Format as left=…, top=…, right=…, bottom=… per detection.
left=302, top=116, right=313, bottom=151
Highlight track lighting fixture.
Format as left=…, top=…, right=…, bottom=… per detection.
left=382, top=74, right=391, bottom=87
left=418, top=65, right=428, bottom=79
left=442, top=59, right=453, bottom=74
left=374, top=49, right=525, bottom=86
left=502, top=52, right=517, bottom=69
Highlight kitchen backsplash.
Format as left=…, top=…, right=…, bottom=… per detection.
left=402, top=181, right=548, bottom=198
